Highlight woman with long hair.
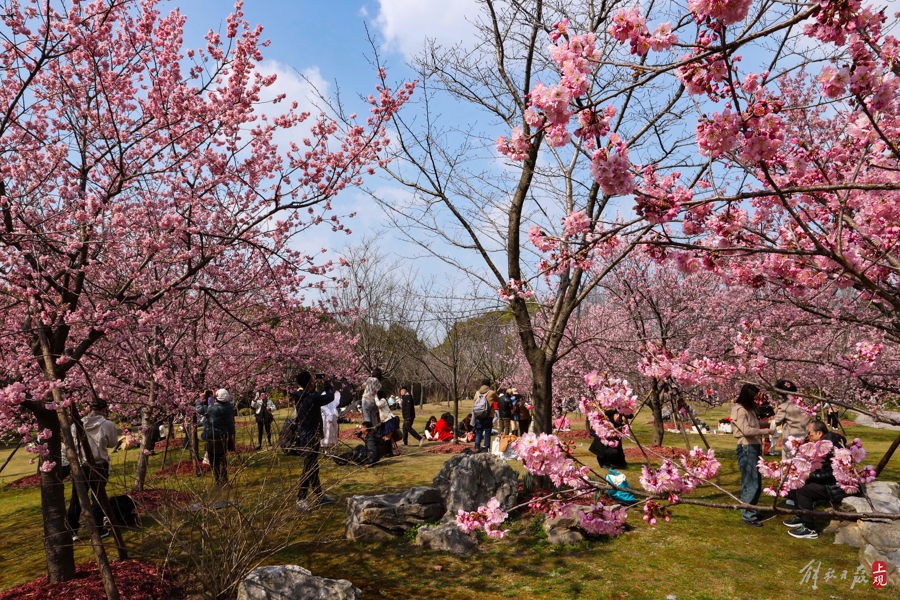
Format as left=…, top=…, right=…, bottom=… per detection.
left=730, top=383, right=767, bottom=526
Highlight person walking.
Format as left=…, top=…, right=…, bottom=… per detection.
left=67, top=399, right=118, bottom=541
left=400, top=386, right=423, bottom=446
left=497, top=389, right=513, bottom=435
left=731, top=383, right=767, bottom=527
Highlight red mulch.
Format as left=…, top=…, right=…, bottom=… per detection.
left=6, top=472, right=42, bottom=489
left=624, top=446, right=689, bottom=460
left=423, top=442, right=470, bottom=454
left=154, top=460, right=209, bottom=477
left=129, top=489, right=194, bottom=512
left=339, top=427, right=367, bottom=441
left=0, top=559, right=182, bottom=600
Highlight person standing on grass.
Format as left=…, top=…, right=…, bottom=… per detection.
left=203, top=389, right=236, bottom=486
left=252, top=390, right=276, bottom=450
left=471, top=379, right=497, bottom=453
left=67, top=399, right=118, bottom=541
left=400, top=386, right=423, bottom=446
left=497, top=389, right=513, bottom=436
left=770, top=379, right=811, bottom=460
left=292, top=371, right=337, bottom=508
left=730, top=383, right=767, bottom=527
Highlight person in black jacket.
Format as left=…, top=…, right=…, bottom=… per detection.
left=203, top=389, right=236, bottom=486
left=782, top=420, right=847, bottom=540
left=292, top=371, right=338, bottom=510
left=497, top=389, right=513, bottom=435
left=400, top=386, right=422, bottom=446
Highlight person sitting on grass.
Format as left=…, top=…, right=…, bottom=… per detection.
left=433, top=413, right=454, bottom=442
left=782, top=420, right=848, bottom=540
left=423, top=416, right=439, bottom=441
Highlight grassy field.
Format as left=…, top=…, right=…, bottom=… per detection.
left=1, top=400, right=897, bottom=599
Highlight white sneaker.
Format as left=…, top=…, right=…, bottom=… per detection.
left=419, top=437, right=425, bottom=447
left=295, top=499, right=310, bottom=511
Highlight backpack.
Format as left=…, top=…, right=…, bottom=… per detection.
left=473, top=391, right=490, bottom=418
left=108, top=494, right=139, bottom=527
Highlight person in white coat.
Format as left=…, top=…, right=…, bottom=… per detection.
left=321, top=387, right=341, bottom=451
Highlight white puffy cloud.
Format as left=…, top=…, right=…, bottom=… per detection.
left=374, top=0, right=479, bottom=60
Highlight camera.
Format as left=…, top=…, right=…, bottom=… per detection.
left=315, top=373, right=325, bottom=380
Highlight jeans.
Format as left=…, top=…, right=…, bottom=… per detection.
left=474, top=417, right=492, bottom=451
left=736, top=443, right=762, bottom=522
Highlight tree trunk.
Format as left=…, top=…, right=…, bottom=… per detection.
left=133, top=408, right=152, bottom=492
left=34, top=410, right=76, bottom=583
left=58, top=406, right=120, bottom=600
left=530, top=361, right=553, bottom=434
left=649, top=379, right=666, bottom=447
left=875, top=431, right=900, bottom=477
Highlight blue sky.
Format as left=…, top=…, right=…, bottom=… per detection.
left=172, top=1, right=481, bottom=279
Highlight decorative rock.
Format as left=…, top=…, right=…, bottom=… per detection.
left=415, top=521, right=478, bottom=556
left=831, top=480, right=900, bottom=587
left=346, top=486, right=445, bottom=542
left=544, top=512, right=585, bottom=545
left=431, top=453, right=518, bottom=515
left=858, top=520, right=900, bottom=550
left=859, top=544, right=900, bottom=588
left=237, top=565, right=360, bottom=600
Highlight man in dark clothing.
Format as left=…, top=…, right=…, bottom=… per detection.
left=782, top=420, right=848, bottom=539
left=497, top=389, right=513, bottom=435
left=202, top=389, right=236, bottom=486
left=400, top=386, right=422, bottom=446
left=292, top=371, right=337, bottom=510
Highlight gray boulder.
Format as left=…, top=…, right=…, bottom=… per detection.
left=415, top=521, right=478, bottom=556
left=544, top=512, right=585, bottom=545
left=431, top=452, right=518, bottom=514
left=829, top=480, right=900, bottom=587
left=237, top=565, right=360, bottom=600
left=346, top=486, right=445, bottom=541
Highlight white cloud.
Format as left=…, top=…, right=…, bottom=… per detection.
left=374, top=0, right=479, bottom=60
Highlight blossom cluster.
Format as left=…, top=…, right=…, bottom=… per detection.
left=455, top=496, right=510, bottom=539
left=831, top=438, right=877, bottom=494
left=608, top=6, right=677, bottom=56
left=498, top=279, right=536, bottom=302
left=642, top=499, right=673, bottom=526
left=837, top=341, right=884, bottom=377
left=515, top=433, right=591, bottom=489
left=757, top=438, right=834, bottom=497
left=634, top=167, right=693, bottom=224
left=582, top=372, right=637, bottom=417
left=639, top=446, right=720, bottom=497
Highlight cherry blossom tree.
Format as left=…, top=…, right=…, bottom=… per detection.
left=0, top=0, right=409, bottom=588
left=383, top=0, right=897, bottom=435
left=382, top=0, right=895, bottom=536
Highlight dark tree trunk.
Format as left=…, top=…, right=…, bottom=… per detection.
left=650, top=379, right=666, bottom=447
left=530, top=361, right=553, bottom=434
left=34, top=409, right=76, bottom=583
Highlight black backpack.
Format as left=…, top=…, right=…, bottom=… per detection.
left=108, top=494, right=139, bottom=527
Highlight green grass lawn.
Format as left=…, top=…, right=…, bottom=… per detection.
left=1, top=402, right=897, bottom=599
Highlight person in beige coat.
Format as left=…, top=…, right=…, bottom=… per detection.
left=731, top=383, right=768, bottom=526
left=769, top=379, right=810, bottom=459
